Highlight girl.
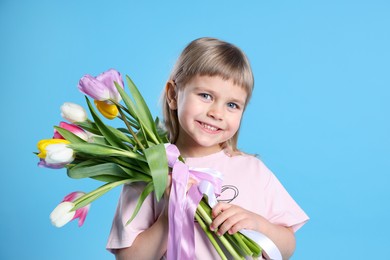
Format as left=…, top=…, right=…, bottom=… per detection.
left=106, top=37, right=309, bottom=259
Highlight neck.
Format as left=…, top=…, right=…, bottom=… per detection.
left=173, top=143, right=222, bottom=158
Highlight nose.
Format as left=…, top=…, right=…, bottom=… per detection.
left=207, top=103, right=224, bottom=121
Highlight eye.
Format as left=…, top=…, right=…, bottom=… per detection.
left=199, top=93, right=212, bottom=100
left=227, top=102, right=239, bottom=110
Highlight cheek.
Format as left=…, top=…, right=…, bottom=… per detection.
left=229, top=114, right=243, bottom=131
left=177, top=99, right=198, bottom=120
left=176, top=105, right=192, bottom=127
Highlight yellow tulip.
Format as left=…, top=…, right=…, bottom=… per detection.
left=94, top=100, right=118, bottom=119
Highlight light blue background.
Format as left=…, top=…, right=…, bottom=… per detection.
left=1, top=1, right=389, bottom=259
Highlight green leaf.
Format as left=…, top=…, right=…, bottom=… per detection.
left=126, top=76, right=163, bottom=144
left=125, top=76, right=156, bottom=133
left=126, top=182, right=154, bottom=225
left=91, top=175, right=127, bottom=182
left=107, top=125, right=136, bottom=146
left=109, top=157, right=149, bottom=175
left=75, top=120, right=135, bottom=146
left=114, top=82, right=148, bottom=144
left=69, top=143, right=145, bottom=161
left=117, top=127, right=132, bottom=135
left=75, top=120, right=101, bottom=135
left=115, top=78, right=159, bottom=145
left=67, top=162, right=129, bottom=179
left=144, top=143, right=168, bottom=201
left=85, top=97, right=129, bottom=150
left=155, top=117, right=169, bottom=143
left=114, top=82, right=139, bottom=122
left=72, top=179, right=138, bottom=211
left=89, top=136, right=110, bottom=145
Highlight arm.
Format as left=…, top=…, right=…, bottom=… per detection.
left=114, top=204, right=169, bottom=260
left=114, top=176, right=196, bottom=260
left=210, top=202, right=296, bottom=260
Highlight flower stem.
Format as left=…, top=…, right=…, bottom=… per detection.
left=72, top=179, right=133, bottom=210
left=195, top=212, right=227, bottom=260
left=117, top=107, right=145, bottom=150
left=110, top=100, right=140, bottom=129
left=196, top=200, right=244, bottom=259
left=240, top=234, right=262, bottom=257
left=217, top=231, right=245, bottom=259
left=232, top=232, right=253, bottom=256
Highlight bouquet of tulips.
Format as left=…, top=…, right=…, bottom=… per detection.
left=35, top=69, right=262, bottom=259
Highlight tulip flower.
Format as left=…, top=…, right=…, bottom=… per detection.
left=50, top=191, right=90, bottom=227
left=78, top=69, right=124, bottom=103
left=45, top=144, right=74, bottom=165
left=53, top=121, right=89, bottom=141
left=94, top=100, right=119, bottom=120
left=60, top=102, right=88, bottom=123
left=38, top=159, right=65, bottom=169
left=37, top=139, right=74, bottom=167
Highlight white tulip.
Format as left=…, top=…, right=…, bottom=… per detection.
left=45, top=144, right=74, bottom=165
left=61, top=102, right=87, bottom=123
left=50, top=201, right=75, bottom=228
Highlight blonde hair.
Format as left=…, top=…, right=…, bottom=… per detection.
left=162, top=37, right=254, bottom=152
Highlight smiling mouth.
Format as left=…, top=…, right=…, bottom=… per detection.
left=199, top=121, right=220, bottom=132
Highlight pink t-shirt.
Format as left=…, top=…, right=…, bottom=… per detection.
left=106, top=150, right=309, bottom=259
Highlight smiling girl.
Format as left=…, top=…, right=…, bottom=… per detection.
left=106, top=37, right=309, bottom=259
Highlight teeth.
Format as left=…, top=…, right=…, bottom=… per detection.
left=202, top=123, right=218, bottom=131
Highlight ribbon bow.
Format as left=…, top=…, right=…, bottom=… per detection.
left=166, top=144, right=223, bottom=260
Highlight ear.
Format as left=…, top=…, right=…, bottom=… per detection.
left=166, top=80, right=177, bottom=110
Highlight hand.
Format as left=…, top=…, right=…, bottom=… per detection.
left=210, top=202, right=262, bottom=236
left=161, top=174, right=197, bottom=217
left=164, top=174, right=198, bottom=197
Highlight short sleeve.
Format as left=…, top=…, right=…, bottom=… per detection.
left=106, top=183, right=164, bottom=252
left=261, top=162, right=309, bottom=232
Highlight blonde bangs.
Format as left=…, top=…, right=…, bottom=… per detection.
left=172, top=38, right=254, bottom=102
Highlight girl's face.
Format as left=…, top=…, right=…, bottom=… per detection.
left=169, top=75, right=247, bottom=157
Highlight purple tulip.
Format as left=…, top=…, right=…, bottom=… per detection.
left=78, top=69, right=124, bottom=102
left=38, top=159, right=65, bottom=169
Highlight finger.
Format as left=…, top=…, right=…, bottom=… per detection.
left=211, top=202, right=230, bottom=218
left=210, top=205, right=237, bottom=232
left=214, top=211, right=246, bottom=235
left=186, top=177, right=198, bottom=192
left=228, top=220, right=248, bottom=234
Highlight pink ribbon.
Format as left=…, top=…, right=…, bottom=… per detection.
left=165, top=144, right=281, bottom=260
left=165, top=144, right=222, bottom=260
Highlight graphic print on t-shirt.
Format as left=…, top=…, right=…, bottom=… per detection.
left=218, top=185, right=239, bottom=203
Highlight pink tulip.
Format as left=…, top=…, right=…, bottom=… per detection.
left=78, top=69, right=124, bottom=103
left=53, top=121, right=89, bottom=141
left=50, top=191, right=90, bottom=227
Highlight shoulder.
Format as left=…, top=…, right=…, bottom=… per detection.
left=225, top=150, right=268, bottom=168
left=220, top=150, right=273, bottom=178
left=186, top=150, right=272, bottom=180
left=224, top=148, right=265, bottom=164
